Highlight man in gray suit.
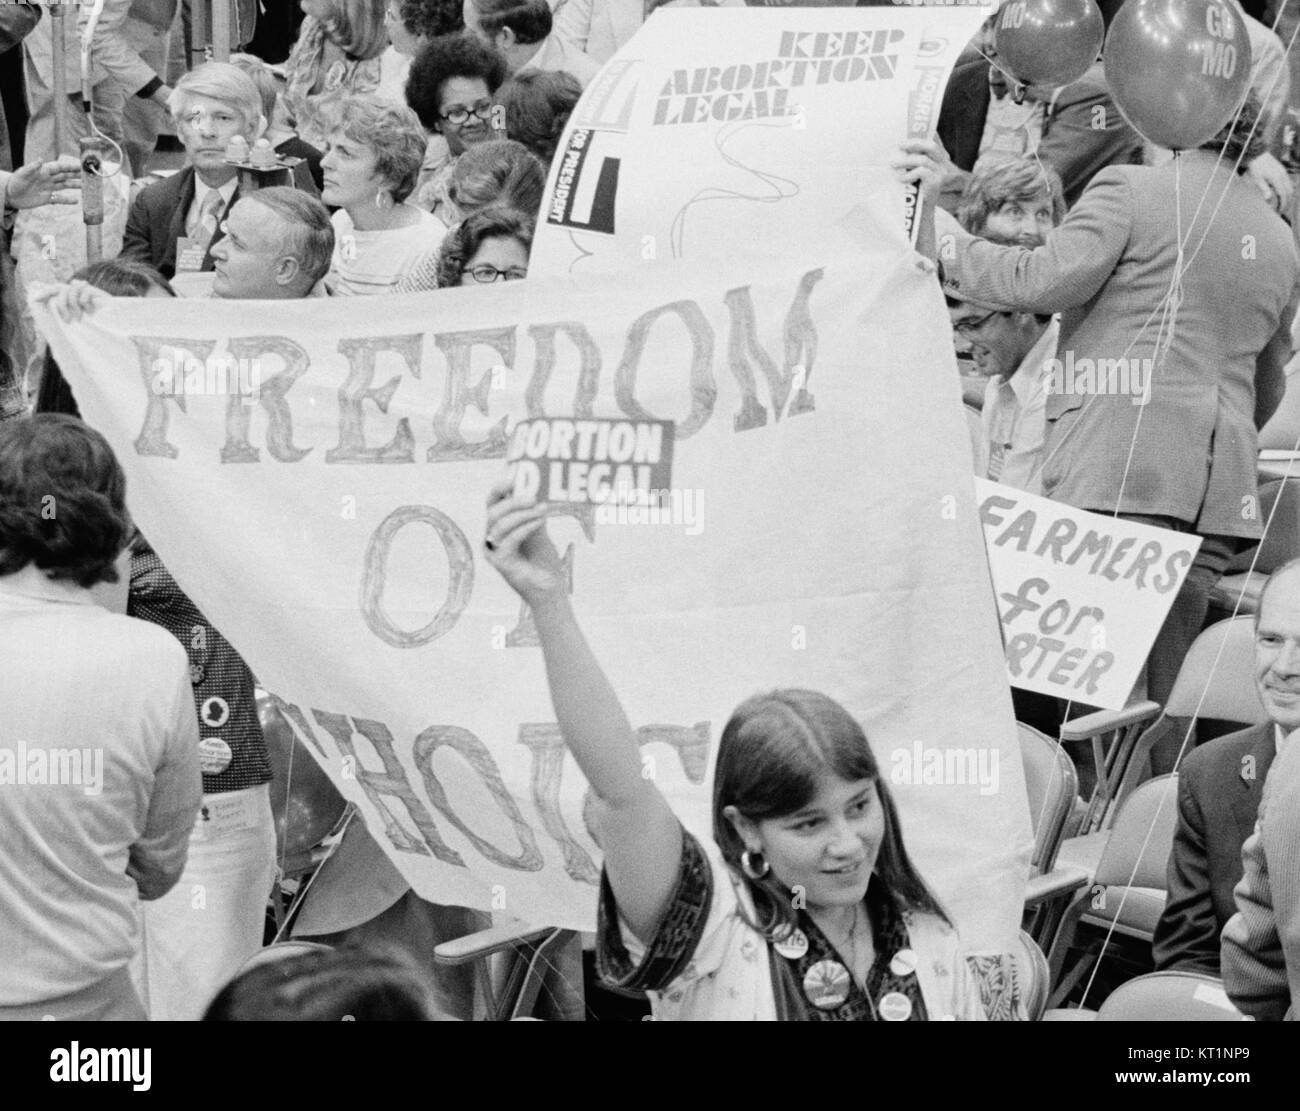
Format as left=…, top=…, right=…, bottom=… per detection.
left=939, top=95, right=1300, bottom=741
left=1222, top=560, right=1300, bottom=1020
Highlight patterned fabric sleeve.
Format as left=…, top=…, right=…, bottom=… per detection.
left=595, top=828, right=713, bottom=994
left=393, top=247, right=442, bottom=293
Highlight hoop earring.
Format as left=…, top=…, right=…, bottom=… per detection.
left=375, top=189, right=393, bottom=211
left=741, top=849, right=770, bottom=880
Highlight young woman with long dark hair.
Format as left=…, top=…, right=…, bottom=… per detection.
left=483, top=478, right=987, bottom=1021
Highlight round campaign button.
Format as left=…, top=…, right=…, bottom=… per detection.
left=198, top=736, right=233, bottom=775
left=200, top=696, right=230, bottom=728
left=189, top=663, right=205, bottom=685
left=878, top=991, right=913, bottom=1022
left=773, top=928, right=809, bottom=960
left=802, top=960, right=851, bottom=1010
left=889, top=948, right=918, bottom=977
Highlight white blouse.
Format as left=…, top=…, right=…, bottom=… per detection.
left=328, top=206, right=449, bottom=296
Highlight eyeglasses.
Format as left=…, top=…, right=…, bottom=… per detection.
left=464, top=265, right=528, bottom=283
left=952, top=309, right=1003, bottom=336
left=439, top=99, right=494, bottom=126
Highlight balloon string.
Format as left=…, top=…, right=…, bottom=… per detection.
left=1071, top=4, right=1300, bottom=1007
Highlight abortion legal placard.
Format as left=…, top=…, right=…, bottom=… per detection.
left=35, top=241, right=1029, bottom=955
left=508, top=417, right=675, bottom=504
left=530, top=4, right=994, bottom=274
left=976, top=479, right=1203, bottom=710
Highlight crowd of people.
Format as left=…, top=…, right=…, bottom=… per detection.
left=2, top=0, right=1300, bottom=1024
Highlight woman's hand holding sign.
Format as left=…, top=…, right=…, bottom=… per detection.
left=483, top=477, right=566, bottom=606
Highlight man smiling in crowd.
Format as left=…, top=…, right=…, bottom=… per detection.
left=1222, top=560, right=1300, bottom=1020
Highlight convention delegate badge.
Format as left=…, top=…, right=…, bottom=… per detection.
left=889, top=949, right=918, bottom=977
left=773, top=928, right=810, bottom=960
left=198, top=736, right=233, bottom=775
left=506, top=417, right=675, bottom=507
left=802, top=960, right=852, bottom=1010
left=878, top=991, right=913, bottom=1022
left=174, top=236, right=208, bottom=273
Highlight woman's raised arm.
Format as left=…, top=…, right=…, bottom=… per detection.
left=484, top=479, right=684, bottom=941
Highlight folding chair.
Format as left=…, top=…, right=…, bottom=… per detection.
left=434, top=922, right=583, bottom=1021
left=1095, top=971, right=1249, bottom=1021
left=1045, top=774, right=1178, bottom=1009
left=1054, top=616, right=1264, bottom=883
left=1209, top=479, right=1300, bottom=615
left=1017, top=724, right=1089, bottom=946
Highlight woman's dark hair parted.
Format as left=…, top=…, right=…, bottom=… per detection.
left=435, top=206, right=535, bottom=288
left=711, top=689, right=950, bottom=939
left=0, top=414, right=132, bottom=588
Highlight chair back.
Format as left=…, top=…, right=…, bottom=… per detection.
left=1259, top=368, right=1300, bottom=451
left=1017, top=723, right=1077, bottom=875
left=1093, top=774, right=1177, bottom=891
left=1226, top=479, right=1300, bottom=574
left=1163, top=617, right=1264, bottom=724
left=1096, top=971, right=1249, bottom=1021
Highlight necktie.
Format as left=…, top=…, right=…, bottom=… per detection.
left=192, top=190, right=225, bottom=243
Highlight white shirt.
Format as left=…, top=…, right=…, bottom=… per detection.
left=980, top=319, right=1058, bottom=495
left=328, top=206, right=449, bottom=296
left=0, top=567, right=201, bottom=1006
left=976, top=94, right=1044, bottom=168
left=184, top=176, right=238, bottom=243
left=517, top=33, right=602, bottom=89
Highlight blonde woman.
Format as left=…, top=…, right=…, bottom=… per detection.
left=321, top=96, right=449, bottom=294
left=282, top=0, right=411, bottom=151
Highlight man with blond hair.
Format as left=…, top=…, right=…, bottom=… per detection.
left=119, top=62, right=316, bottom=279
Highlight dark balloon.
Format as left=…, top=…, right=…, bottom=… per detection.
left=1104, top=0, right=1252, bottom=150
left=994, top=0, right=1106, bottom=88
left=259, top=691, right=347, bottom=861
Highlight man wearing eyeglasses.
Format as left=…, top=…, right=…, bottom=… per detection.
left=946, top=278, right=1056, bottom=498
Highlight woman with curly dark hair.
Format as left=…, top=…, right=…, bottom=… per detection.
left=396, top=204, right=532, bottom=291
left=405, top=31, right=509, bottom=218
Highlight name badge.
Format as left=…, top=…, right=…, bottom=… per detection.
left=175, top=236, right=208, bottom=273
left=194, top=790, right=260, bottom=841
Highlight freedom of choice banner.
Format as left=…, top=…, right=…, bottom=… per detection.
left=531, top=5, right=994, bottom=274
left=976, top=479, right=1202, bottom=710
left=35, top=240, right=1030, bottom=957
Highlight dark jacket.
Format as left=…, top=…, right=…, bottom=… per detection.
left=1152, top=723, right=1276, bottom=975
left=119, top=161, right=317, bottom=278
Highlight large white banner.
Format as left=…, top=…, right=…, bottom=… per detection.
left=35, top=242, right=1030, bottom=948
left=531, top=5, right=993, bottom=274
